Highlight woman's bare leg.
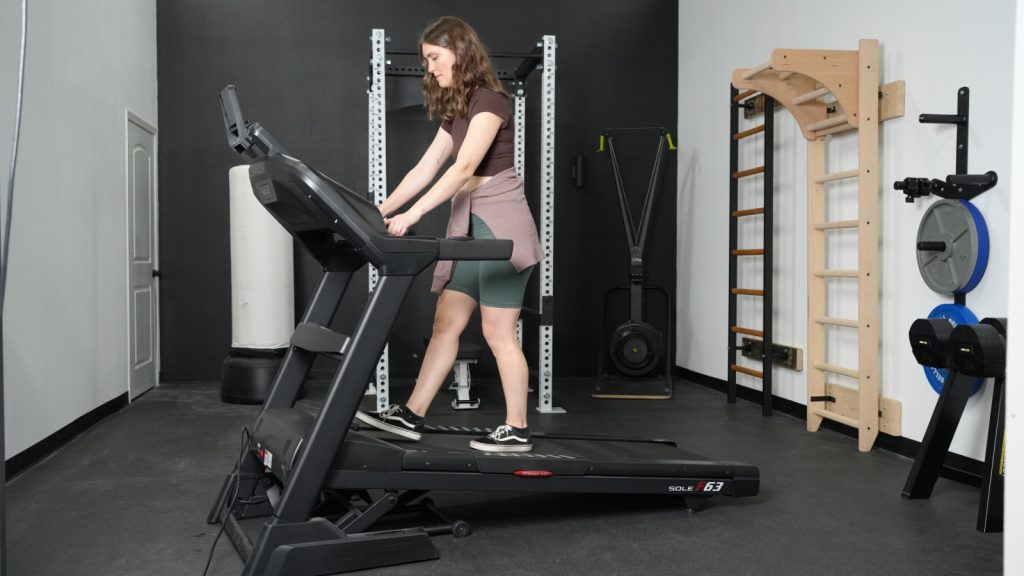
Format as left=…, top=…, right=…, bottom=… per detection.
left=480, top=305, right=528, bottom=428
left=405, top=289, right=477, bottom=416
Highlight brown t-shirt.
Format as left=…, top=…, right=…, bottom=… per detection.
left=440, top=87, right=515, bottom=176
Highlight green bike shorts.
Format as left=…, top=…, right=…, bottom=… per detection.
left=445, top=215, right=534, bottom=308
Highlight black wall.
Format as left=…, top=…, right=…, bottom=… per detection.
left=157, top=0, right=678, bottom=382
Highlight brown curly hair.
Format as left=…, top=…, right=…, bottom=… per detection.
left=419, top=16, right=508, bottom=121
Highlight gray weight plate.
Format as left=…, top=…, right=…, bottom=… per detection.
left=916, top=199, right=983, bottom=294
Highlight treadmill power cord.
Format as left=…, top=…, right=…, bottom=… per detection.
left=201, top=426, right=252, bottom=576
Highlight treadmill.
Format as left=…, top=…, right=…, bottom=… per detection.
left=208, top=86, right=760, bottom=576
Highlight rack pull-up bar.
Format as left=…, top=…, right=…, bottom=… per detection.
left=385, top=46, right=543, bottom=82
left=386, top=48, right=541, bottom=60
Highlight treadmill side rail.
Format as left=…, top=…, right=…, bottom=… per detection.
left=324, top=469, right=760, bottom=498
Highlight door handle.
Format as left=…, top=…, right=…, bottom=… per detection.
left=152, top=269, right=162, bottom=278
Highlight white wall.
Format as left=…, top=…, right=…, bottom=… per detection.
left=677, top=0, right=1013, bottom=460
left=0, top=0, right=157, bottom=457
left=1005, top=2, right=1023, bottom=573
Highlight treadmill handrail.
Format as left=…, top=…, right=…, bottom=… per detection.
left=437, top=237, right=513, bottom=261
left=273, top=157, right=515, bottom=267
left=224, top=86, right=511, bottom=269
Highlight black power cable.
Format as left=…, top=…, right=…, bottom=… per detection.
left=201, top=427, right=252, bottom=576
left=1, top=2, right=28, bottom=575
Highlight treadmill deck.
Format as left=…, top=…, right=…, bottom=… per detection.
left=321, top=429, right=760, bottom=497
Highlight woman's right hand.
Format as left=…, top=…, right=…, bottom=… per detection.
left=383, top=208, right=422, bottom=236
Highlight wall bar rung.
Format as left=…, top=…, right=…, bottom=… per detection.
left=741, top=61, right=772, bottom=80
left=793, top=87, right=831, bottom=105
left=814, top=219, right=859, bottom=230
left=813, top=362, right=859, bottom=378
left=814, top=269, right=859, bottom=278
left=807, top=114, right=849, bottom=132
left=815, top=122, right=856, bottom=137
left=732, top=165, right=765, bottom=179
left=730, top=364, right=764, bottom=379
left=731, top=288, right=765, bottom=296
left=733, top=125, right=765, bottom=140
left=815, top=169, right=859, bottom=184
left=814, top=316, right=859, bottom=328
left=732, top=89, right=758, bottom=102
left=732, top=207, right=764, bottom=217
left=731, top=326, right=764, bottom=337
left=731, top=248, right=765, bottom=256
left=813, top=408, right=859, bottom=428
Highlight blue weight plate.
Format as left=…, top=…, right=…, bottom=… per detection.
left=924, top=303, right=983, bottom=395
left=956, top=199, right=989, bottom=294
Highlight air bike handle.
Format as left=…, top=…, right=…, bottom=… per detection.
left=438, top=238, right=513, bottom=261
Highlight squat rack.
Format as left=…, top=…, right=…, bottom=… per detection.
left=732, top=39, right=904, bottom=451
left=367, top=29, right=562, bottom=413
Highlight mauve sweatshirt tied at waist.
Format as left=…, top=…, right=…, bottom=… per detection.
left=431, top=167, right=545, bottom=294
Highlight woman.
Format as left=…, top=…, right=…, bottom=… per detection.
left=356, top=16, right=544, bottom=453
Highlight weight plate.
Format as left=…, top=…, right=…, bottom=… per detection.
left=609, top=321, right=663, bottom=377
left=916, top=199, right=989, bottom=295
left=957, top=200, right=989, bottom=294
left=924, top=303, right=983, bottom=396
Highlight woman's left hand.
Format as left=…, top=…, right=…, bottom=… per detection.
left=384, top=210, right=421, bottom=236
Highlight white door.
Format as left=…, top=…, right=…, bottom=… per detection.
left=127, top=112, right=158, bottom=400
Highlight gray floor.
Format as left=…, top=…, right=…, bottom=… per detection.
left=6, top=378, right=1002, bottom=576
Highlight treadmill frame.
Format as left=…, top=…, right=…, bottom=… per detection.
left=209, top=92, right=759, bottom=576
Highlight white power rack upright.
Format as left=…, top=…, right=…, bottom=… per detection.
left=366, top=29, right=562, bottom=414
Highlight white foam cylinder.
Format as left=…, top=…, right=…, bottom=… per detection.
left=229, top=165, right=294, bottom=349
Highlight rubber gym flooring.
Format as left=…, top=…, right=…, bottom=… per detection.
left=5, top=377, right=1002, bottom=576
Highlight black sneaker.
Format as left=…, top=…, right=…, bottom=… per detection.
left=355, top=404, right=424, bottom=441
left=469, top=424, right=532, bottom=453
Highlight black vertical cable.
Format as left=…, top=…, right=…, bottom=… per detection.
left=762, top=96, right=774, bottom=416
left=605, top=137, right=637, bottom=248
left=2, top=2, right=29, bottom=574
left=727, top=85, right=739, bottom=404
left=635, top=135, right=667, bottom=257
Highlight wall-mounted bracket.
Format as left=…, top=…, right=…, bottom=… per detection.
left=894, top=171, right=998, bottom=203
left=894, top=87, right=998, bottom=203
left=921, top=86, right=970, bottom=173
left=740, top=337, right=803, bottom=371
left=739, top=93, right=769, bottom=119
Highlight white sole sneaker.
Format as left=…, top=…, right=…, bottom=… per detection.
left=354, top=410, right=422, bottom=441
left=469, top=439, right=533, bottom=453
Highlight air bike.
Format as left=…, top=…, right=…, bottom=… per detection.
left=207, top=86, right=760, bottom=576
